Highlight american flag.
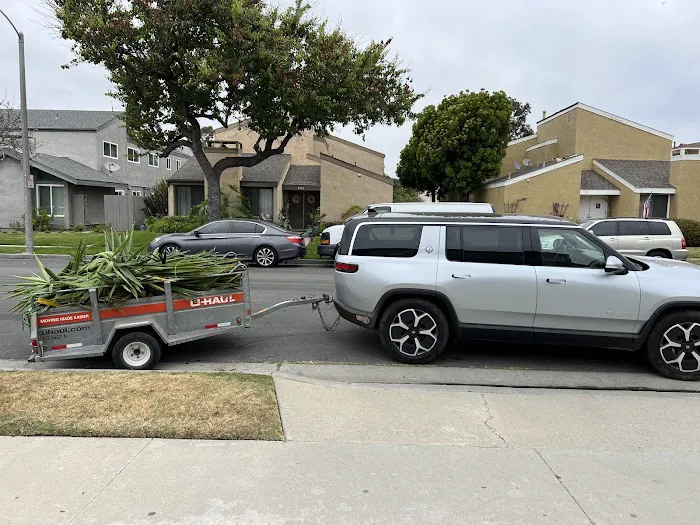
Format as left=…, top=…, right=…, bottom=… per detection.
left=642, top=194, right=653, bottom=218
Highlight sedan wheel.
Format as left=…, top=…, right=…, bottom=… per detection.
left=161, top=243, right=180, bottom=255
left=254, top=246, right=277, bottom=267
left=647, top=311, right=700, bottom=380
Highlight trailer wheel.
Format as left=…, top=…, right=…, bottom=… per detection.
left=112, top=332, right=162, bottom=370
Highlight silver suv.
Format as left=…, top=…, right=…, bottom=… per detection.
left=582, top=218, right=687, bottom=260
left=334, top=214, right=700, bottom=380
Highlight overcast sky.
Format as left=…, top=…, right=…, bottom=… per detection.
left=1, top=0, right=698, bottom=174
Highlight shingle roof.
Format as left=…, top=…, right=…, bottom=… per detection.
left=240, top=154, right=291, bottom=183
left=167, top=160, right=203, bottom=182
left=676, top=142, right=700, bottom=149
left=580, top=170, right=619, bottom=191
left=283, top=165, right=321, bottom=188
left=486, top=155, right=582, bottom=186
left=1, top=149, right=126, bottom=187
left=594, top=159, right=673, bottom=189
left=23, top=109, right=121, bottom=130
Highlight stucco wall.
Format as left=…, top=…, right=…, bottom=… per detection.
left=502, top=160, right=583, bottom=218
left=313, top=136, right=385, bottom=175
left=573, top=110, right=672, bottom=169
left=471, top=186, right=506, bottom=213
left=34, top=130, right=98, bottom=169
left=0, top=156, right=26, bottom=227
left=215, top=128, right=318, bottom=166
left=318, top=158, right=392, bottom=222
left=670, top=159, right=700, bottom=220
left=525, top=142, right=561, bottom=166
left=591, top=164, right=640, bottom=217
left=499, top=135, right=538, bottom=178
left=536, top=109, right=579, bottom=160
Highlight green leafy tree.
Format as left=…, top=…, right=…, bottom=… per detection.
left=392, top=181, right=421, bottom=202
left=509, top=98, right=534, bottom=141
left=397, top=90, right=512, bottom=201
left=51, top=0, right=421, bottom=221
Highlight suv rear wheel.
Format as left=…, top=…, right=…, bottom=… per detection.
left=647, top=310, right=700, bottom=380
left=378, top=298, right=449, bottom=364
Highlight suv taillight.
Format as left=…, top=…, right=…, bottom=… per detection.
left=320, top=232, right=330, bottom=245
left=682, top=237, right=687, bottom=249
left=286, top=236, right=303, bottom=245
left=335, top=262, right=358, bottom=273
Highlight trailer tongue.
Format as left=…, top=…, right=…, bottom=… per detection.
left=27, top=268, right=333, bottom=370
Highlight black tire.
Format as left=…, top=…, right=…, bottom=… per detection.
left=112, top=331, right=162, bottom=371
left=254, top=246, right=278, bottom=267
left=646, top=310, right=700, bottom=380
left=160, top=243, right=181, bottom=255
left=378, top=298, right=449, bottom=364
left=647, top=250, right=671, bottom=259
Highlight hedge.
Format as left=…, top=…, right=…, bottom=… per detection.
left=674, top=218, right=700, bottom=247
left=146, top=216, right=202, bottom=234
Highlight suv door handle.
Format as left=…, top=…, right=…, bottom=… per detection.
left=452, top=274, right=471, bottom=279
left=546, top=278, right=567, bottom=284
left=251, top=236, right=260, bottom=239
left=642, top=236, right=652, bottom=240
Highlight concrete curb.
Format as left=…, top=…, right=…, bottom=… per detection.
left=0, top=253, right=70, bottom=260
left=281, top=259, right=334, bottom=267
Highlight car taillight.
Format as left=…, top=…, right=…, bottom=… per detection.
left=682, top=237, right=687, bottom=249
left=286, top=236, right=303, bottom=245
left=321, top=239, right=330, bottom=245
left=335, top=262, right=359, bottom=273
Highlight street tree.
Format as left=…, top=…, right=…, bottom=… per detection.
left=397, top=90, right=512, bottom=201
left=50, top=0, right=421, bottom=221
left=509, top=98, right=534, bottom=141
left=392, top=181, right=421, bottom=202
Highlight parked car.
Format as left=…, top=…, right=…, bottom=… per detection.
left=317, top=202, right=495, bottom=258
left=334, top=213, right=700, bottom=380
left=582, top=218, right=687, bottom=260
left=148, top=219, right=306, bottom=267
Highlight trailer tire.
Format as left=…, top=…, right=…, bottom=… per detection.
left=112, top=332, right=162, bottom=370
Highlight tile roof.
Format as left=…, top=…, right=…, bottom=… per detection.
left=580, top=170, right=619, bottom=191
left=594, top=159, right=674, bottom=189
left=24, top=109, right=121, bottom=130
left=240, top=154, right=291, bottom=183
left=1, top=149, right=126, bottom=187
left=283, top=165, right=321, bottom=188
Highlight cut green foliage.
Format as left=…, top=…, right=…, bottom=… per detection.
left=7, top=229, right=242, bottom=313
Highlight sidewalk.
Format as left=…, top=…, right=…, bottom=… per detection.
left=2, top=371, right=700, bottom=524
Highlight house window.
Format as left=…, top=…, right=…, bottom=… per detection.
left=176, top=185, right=205, bottom=216
left=242, top=187, right=274, bottom=219
left=639, top=194, right=669, bottom=218
left=36, top=184, right=65, bottom=217
left=176, top=159, right=182, bottom=170
left=132, top=190, right=143, bottom=196
left=166, top=158, right=172, bottom=170
left=103, top=141, right=118, bottom=159
left=148, top=153, right=159, bottom=168
left=127, top=147, right=140, bottom=163
left=115, top=188, right=126, bottom=196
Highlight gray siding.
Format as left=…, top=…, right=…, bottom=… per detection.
left=33, top=130, right=98, bottom=169
left=0, top=156, right=26, bottom=228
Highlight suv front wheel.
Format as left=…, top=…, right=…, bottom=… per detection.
left=647, top=310, right=700, bottom=380
left=378, top=298, right=449, bottom=364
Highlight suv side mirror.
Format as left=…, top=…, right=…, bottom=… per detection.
left=605, top=255, right=627, bottom=275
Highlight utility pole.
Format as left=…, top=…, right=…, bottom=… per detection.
left=1, top=9, right=34, bottom=253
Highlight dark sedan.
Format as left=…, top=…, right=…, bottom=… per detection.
left=148, top=219, right=306, bottom=267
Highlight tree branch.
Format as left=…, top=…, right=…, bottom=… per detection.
left=212, top=132, right=297, bottom=174
left=160, top=139, right=193, bottom=158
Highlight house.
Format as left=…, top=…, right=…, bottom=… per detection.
left=472, top=102, right=700, bottom=222
left=166, top=128, right=393, bottom=229
left=0, top=109, right=191, bottom=229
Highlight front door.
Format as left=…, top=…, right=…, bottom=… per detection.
left=287, top=191, right=304, bottom=230
left=437, top=225, right=537, bottom=338
left=531, top=227, right=641, bottom=335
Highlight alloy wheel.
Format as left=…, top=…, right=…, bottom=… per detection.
left=659, top=322, right=700, bottom=373
left=256, top=247, right=276, bottom=267
left=389, top=308, right=439, bottom=357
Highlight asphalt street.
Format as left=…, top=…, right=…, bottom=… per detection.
left=0, top=257, right=653, bottom=376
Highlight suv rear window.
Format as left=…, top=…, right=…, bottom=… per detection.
left=351, top=224, right=423, bottom=258
left=446, top=226, right=524, bottom=265
left=590, top=221, right=616, bottom=236
left=648, top=221, right=672, bottom=235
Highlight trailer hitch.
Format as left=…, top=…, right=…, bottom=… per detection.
left=251, top=294, right=332, bottom=320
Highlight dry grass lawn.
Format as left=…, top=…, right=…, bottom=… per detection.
left=0, top=371, right=283, bottom=440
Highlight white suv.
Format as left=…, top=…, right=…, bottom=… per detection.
left=334, top=214, right=700, bottom=380
left=582, top=218, right=687, bottom=260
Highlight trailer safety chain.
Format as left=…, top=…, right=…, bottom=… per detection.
left=315, top=303, right=341, bottom=332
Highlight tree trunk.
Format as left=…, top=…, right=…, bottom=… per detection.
left=431, top=190, right=436, bottom=202
left=190, top=139, right=220, bottom=222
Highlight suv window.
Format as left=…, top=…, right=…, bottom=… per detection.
left=231, top=221, right=258, bottom=234
left=446, top=225, right=524, bottom=265
left=352, top=224, right=423, bottom=257
left=198, top=221, right=232, bottom=235
left=535, top=228, right=606, bottom=269
left=591, top=221, right=617, bottom=237
left=648, top=221, right=672, bottom=236
left=618, top=221, right=650, bottom=236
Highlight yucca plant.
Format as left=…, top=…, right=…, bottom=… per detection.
left=7, top=229, right=243, bottom=314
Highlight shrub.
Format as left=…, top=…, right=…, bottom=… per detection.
left=31, top=208, right=52, bottom=232
left=71, top=224, right=85, bottom=232
left=146, top=216, right=201, bottom=234
left=341, top=205, right=364, bottom=222
left=675, top=218, right=700, bottom=247
left=8, top=220, right=23, bottom=232
left=92, top=224, right=106, bottom=234
left=143, top=178, right=169, bottom=217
